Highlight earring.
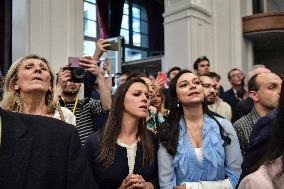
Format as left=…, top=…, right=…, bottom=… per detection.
left=15, top=85, right=19, bottom=90
left=177, top=101, right=180, bottom=107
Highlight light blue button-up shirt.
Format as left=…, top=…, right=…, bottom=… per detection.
left=158, top=115, right=243, bottom=188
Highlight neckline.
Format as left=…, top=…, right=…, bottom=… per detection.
left=117, top=138, right=139, bottom=148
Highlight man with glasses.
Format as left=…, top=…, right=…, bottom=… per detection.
left=200, top=74, right=232, bottom=121
left=222, top=68, right=244, bottom=121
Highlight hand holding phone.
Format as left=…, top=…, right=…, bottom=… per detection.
left=156, top=72, right=166, bottom=88
left=67, top=57, right=86, bottom=83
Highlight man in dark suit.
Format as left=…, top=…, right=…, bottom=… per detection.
left=221, top=68, right=244, bottom=122
left=0, top=108, right=98, bottom=189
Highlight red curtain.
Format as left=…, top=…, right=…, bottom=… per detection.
left=96, top=0, right=125, bottom=38
left=0, top=0, right=12, bottom=74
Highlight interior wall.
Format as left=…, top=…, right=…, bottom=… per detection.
left=254, top=49, right=284, bottom=78
left=12, top=0, right=83, bottom=74
left=164, top=0, right=252, bottom=90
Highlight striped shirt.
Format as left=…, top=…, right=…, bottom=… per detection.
left=64, top=97, right=103, bottom=145
left=233, top=108, right=260, bottom=156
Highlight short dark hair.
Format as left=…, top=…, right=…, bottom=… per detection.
left=167, top=67, right=181, bottom=78
left=193, top=56, right=209, bottom=70
left=248, top=74, right=260, bottom=92
left=203, top=72, right=221, bottom=80
left=227, top=68, right=240, bottom=80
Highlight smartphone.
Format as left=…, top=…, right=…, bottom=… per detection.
left=68, top=57, right=81, bottom=67
left=157, top=71, right=166, bottom=82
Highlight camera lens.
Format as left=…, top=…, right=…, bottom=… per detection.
left=70, top=67, right=86, bottom=83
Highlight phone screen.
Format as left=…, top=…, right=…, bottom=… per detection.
left=157, top=72, right=166, bottom=82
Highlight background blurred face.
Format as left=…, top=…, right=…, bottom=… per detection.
left=169, top=70, right=180, bottom=81
left=63, top=81, right=81, bottom=94
left=118, top=74, right=127, bottom=86
left=200, top=76, right=217, bottom=105
left=151, top=90, right=162, bottom=108
left=229, top=69, right=243, bottom=86
left=176, top=73, right=204, bottom=106
left=141, top=77, right=154, bottom=101
left=254, top=73, right=282, bottom=110
left=123, top=82, right=150, bottom=119
left=197, top=60, right=210, bottom=75
left=15, top=58, right=52, bottom=95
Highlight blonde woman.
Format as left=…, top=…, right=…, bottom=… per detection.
left=151, top=87, right=169, bottom=117
left=0, top=54, right=75, bottom=125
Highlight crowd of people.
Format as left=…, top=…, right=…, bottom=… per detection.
left=0, top=38, right=283, bottom=189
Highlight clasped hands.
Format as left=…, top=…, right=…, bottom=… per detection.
left=119, top=174, right=147, bottom=189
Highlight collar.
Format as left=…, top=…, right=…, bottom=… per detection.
left=249, top=108, right=261, bottom=125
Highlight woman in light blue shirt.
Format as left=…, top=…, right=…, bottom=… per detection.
left=157, top=70, right=242, bottom=189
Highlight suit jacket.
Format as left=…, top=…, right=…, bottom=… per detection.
left=221, top=88, right=240, bottom=122
left=0, top=108, right=97, bottom=189
left=234, top=97, right=254, bottom=122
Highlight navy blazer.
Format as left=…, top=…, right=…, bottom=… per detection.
left=0, top=108, right=97, bottom=189
left=221, top=88, right=240, bottom=122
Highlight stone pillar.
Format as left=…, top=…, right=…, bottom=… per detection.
left=163, top=0, right=254, bottom=90
left=12, top=0, right=83, bottom=74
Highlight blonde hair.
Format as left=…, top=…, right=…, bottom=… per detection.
left=0, top=54, right=60, bottom=113
left=153, top=86, right=167, bottom=116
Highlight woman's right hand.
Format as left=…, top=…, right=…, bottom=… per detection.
left=119, top=174, right=146, bottom=189
left=119, top=174, right=135, bottom=189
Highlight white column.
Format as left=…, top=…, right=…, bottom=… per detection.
left=12, top=0, right=83, bottom=74
left=164, top=0, right=254, bottom=90
left=163, top=0, right=213, bottom=72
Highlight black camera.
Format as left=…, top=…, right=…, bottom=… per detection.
left=67, top=57, right=86, bottom=83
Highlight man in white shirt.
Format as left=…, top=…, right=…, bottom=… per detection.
left=200, top=74, right=232, bottom=121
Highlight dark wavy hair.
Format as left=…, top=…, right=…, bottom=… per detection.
left=158, top=69, right=231, bottom=155
left=98, top=78, right=154, bottom=167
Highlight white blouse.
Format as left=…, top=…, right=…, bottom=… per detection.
left=194, top=148, right=203, bottom=162
left=117, top=139, right=138, bottom=174
left=53, top=107, right=76, bottom=126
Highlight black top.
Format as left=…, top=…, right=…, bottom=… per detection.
left=84, top=131, right=159, bottom=189
left=234, top=97, right=254, bottom=123
left=0, top=108, right=97, bottom=189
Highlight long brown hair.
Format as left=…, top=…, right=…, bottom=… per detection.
left=98, top=78, right=154, bottom=168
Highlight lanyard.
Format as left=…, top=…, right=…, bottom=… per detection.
left=60, top=96, right=78, bottom=114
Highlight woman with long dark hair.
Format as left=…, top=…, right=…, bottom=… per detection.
left=157, top=70, right=242, bottom=189
left=84, top=78, right=159, bottom=189
left=238, top=80, right=284, bottom=189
